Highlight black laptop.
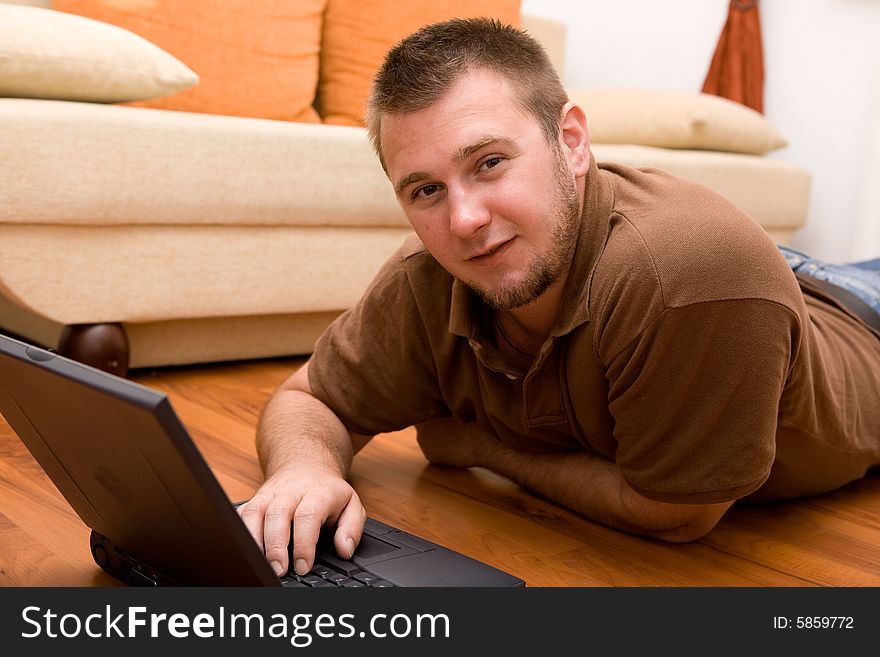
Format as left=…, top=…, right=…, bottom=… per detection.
left=0, top=334, right=524, bottom=588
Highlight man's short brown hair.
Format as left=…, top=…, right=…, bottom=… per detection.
left=366, top=18, right=569, bottom=172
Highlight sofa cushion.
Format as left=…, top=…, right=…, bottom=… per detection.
left=318, top=0, right=521, bottom=126
left=0, top=99, right=809, bottom=239
left=0, top=222, right=412, bottom=324
left=0, top=98, right=403, bottom=229
left=569, top=88, right=788, bottom=155
left=0, top=3, right=197, bottom=102
left=53, top=0, right=326, bottom=122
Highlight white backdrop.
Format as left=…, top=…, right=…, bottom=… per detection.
left=522, top=0, right=880, bottom=261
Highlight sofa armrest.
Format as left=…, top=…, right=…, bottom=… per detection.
left=0, top=97, right=405, bottom=229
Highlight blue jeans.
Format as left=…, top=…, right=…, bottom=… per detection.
left=778, top=245, right=880, bottom=316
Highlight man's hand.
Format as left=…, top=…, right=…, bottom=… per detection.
left=246, top=359, right=372, bottom=577
left=415, top=417, right=499, bottom=468
left=237, top=465, right=366, bottom=577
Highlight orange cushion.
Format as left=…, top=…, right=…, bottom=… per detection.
left=318, top=0, right=521, bottom=126
left=52, top=0, right=326, bottom=123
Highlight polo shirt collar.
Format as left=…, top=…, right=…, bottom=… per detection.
left=552, top=152, right=614, bottom=336
left=449, top=152, right=614, bottom=340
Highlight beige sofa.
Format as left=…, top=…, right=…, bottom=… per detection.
left=0, top=0, right=811, bottom=375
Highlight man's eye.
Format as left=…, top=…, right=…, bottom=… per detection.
left=481, top=157, right=504, bottom=170
left=414, top=184, right=441, bottom=199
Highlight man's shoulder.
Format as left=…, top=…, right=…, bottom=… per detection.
left=592, top=161, right=802, bottom=311
left=398, top=233, right=454, bottom=283
left=599, top=160, right=740, bottom=224
left=400, top=232, right=428, bottom=259
left=369, top=233, right=454, bottom=313
left=376, top=233, right=444, bottom=277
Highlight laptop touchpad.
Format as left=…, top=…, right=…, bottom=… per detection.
left=352, top=533, right=402, bottom=559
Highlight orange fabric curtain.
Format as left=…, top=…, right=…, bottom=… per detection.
left=702, top=0, right=765, bottom=113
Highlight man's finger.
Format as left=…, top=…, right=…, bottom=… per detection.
left=290, top=498, right=329, bottom=576
left=262, top=496, right=300, bottom=576
left=237, top=496, right=270, bottom=551
left=334, top=493, right=367, bottom=559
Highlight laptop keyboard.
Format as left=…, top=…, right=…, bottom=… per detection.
left=280, top=540, right=395, bottom=587
left=281, top=560, right=394, bottom=588
left=230, top=505, right=402, bottom=588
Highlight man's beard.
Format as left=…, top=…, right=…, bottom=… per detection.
left=467, top=152, right=582, bottom=311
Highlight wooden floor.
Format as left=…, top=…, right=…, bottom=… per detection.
left=1, top=355, right=879, bottom=587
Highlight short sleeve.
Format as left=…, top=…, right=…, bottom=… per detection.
left=601, top=298, right=801, bottom=504
left=308, top=246, right=451, bottom=435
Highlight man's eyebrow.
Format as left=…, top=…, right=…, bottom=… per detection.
left=393, top=136, right=513, bottom=197
left=455, top=136, right=511, bottom=163
left=394, top=171, right=431, bottom=197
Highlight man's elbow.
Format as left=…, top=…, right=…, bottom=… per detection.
left=642, top=501, right=734, bottom=543
left=651, top=521, right=717, bottom=543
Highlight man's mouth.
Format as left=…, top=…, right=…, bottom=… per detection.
left=467, top=237, right=515, bottom=263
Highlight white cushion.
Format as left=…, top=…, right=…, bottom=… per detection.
left=571, top=88, right=788, bottom=155
left=0, top=3, right=198, bottom=102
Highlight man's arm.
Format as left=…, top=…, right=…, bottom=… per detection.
left=238, top=360, right=372, bottom=577
left=416, top=419, right=733, bottom=541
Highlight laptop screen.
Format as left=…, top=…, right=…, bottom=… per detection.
left=0, top=336, right=279, bottom=586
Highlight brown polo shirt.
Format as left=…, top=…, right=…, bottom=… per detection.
left=309, top=156, right=880, bottom=505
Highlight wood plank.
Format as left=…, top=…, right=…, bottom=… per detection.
left=1, top=356, right=878, bottom=587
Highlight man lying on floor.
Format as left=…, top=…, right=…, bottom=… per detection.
left=237, top=18, right=880, bottom=578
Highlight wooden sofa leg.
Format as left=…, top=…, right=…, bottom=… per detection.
left=58, top=323, right=130, bottom=377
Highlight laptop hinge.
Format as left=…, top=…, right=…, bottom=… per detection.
left=90, top=529, right=181, bottom=586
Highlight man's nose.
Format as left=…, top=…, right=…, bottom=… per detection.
left=447, top=188, right=490, bottom=238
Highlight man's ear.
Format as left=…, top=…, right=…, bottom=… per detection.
left=559, top=101, right=590, bottom=177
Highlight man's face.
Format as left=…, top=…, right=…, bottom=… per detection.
left=380, top=68, right=583, bottom=310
